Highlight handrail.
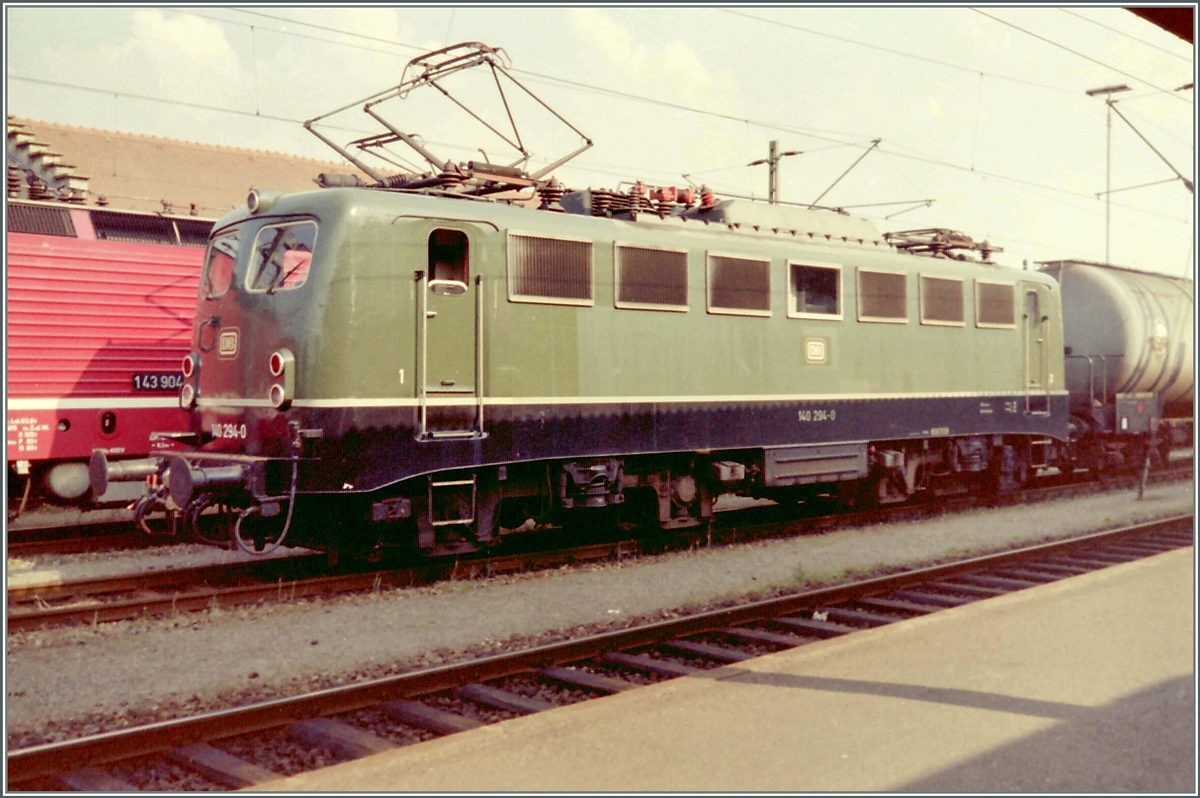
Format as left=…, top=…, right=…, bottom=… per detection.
left=475, top=273, right=485, bottom=436
left=1065, top=353, right=1124, bottom=407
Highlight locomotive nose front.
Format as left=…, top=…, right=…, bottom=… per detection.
left=185, top=204, right=315, bottom=456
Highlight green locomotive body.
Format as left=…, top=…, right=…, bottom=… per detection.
left=104, top=184, right=1067, bottom=556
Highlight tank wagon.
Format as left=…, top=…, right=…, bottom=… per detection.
left=7, top=198, right=214, bottom=515
left=1039, top=259, right=1193, bottom=468
left=91, top=184, right=1071, bottom=557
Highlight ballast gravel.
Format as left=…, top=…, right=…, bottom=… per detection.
left=5, top=481, right=1193, bottom=748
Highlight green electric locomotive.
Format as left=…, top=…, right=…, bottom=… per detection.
left=91, top=183, right=1068, bottom=557
left=90, top=43, right=1071, bottom=557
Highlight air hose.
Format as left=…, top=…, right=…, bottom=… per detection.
left=232, top=457, right=299, bottom=556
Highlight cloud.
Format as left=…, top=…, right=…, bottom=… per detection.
left=131, top=10, right=239, bottom=67
left=573, top=9, right=640, bottom=71
left=92, top=10, right=248, bottom=102
left=564, top=8, right=746, bottom=186
left=571, top=9, right=740, bottom=116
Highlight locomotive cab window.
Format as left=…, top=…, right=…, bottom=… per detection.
left=615, top=245, right=688, bottom=311
left=789, top=262, right=841, bottom=319
left=245, top=220, right=317, bottom=293
left=202, top=230, right=240, bottom=299
left=975, top=280, right=1016, bottom=328
left=919, top=275, right=965, bottom=326
left=707, top=253, right=771, bottom=317
left=429, top=228, right=469, bottom=295
left=507, top=232, right=593, bottom=306
left=857, top=268, right=907, bottom=323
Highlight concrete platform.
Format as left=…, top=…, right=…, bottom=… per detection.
left=250, top=547, right=1196, bottom=792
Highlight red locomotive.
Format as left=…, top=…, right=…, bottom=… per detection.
left=7, top=198, right=213, bottom=516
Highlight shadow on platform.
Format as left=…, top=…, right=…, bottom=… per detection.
left=894, top=674, right=1195, bottom=792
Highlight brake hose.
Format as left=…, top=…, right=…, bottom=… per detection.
left=232, top=457, right=299, bottom=556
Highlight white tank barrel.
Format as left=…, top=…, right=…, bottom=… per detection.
left=1041, top=260, right=1193, bottom=419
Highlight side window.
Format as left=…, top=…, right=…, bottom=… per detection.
left=429, top=228, right=469, bottom=292
left=202, top=230, right=240, bottom=299
left=976, top=280, right=1016, bottom=328
left=789, top=262, right=841, bottom=319
left=615, top=245, right=688, bottom=311
left=507, top=232, right=593, bottom=305
left=707, top=253, right=771, bottom=316
left=857, top=268, right=907, bottom=323
left=245, top=220, right=317, bottom=293
left=919, top=275, right=965, bottom=326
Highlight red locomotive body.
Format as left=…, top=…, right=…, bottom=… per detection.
left=6, top=200, right=212, bottom=507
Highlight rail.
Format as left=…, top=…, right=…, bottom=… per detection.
left=7, top=513, right=1192, bottom=787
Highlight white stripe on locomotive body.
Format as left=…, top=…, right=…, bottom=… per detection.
left=195, top=397, right=277, bottom=409
left=189, top=390, right=1070, bottom=411
left=7, top=397, right=183, bottom=411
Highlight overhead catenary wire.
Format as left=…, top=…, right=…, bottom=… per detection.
left=192, top=8, right=1194, bottom=199
left=202, top=9, right=888, bottom=145
left=8, top=74, right=530, bottom=166
left=211, top=8, right=1194, bottom=217
left=132, top=11, right=913, bottom=173
left=10, top=72, right=1190, bottom=228
left=972, top=9, right=1193, bottom=104
left=720, top=8, right=1084, bottom=97
left=1117, top=104, right=1196, bottom=149
left=1059, top=8, right=1193, bottom=64
left=11, top=5, right=1193, bottom=253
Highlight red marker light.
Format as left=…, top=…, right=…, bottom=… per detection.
left=270, top=352, right=285, bottom=377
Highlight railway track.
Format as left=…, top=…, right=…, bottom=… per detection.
left=7, top=513, right=1192, bottom=791
left=6, top=504, right=250, bottom=559
left=5, top=541, right=636, bottom=634
left=7, top=509, right=224, bottom=559
left=7, top=519, right=149, bottom=559
left=8, top=464, right=1192, bottom=634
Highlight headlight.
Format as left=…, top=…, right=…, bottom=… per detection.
left=268, top=349, right=295, bottom=410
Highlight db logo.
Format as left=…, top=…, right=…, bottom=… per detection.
left=218, top=328, right=240, bottom=359
left=804, top=338, right=827, bottom=364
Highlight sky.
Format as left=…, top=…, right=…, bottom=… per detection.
left=5, top=6, right=1196, bottom=277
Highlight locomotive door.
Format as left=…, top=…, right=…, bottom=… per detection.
left=1022, top=283, right=1050, bottom=414
left=418, top=225, right=485, bottom=440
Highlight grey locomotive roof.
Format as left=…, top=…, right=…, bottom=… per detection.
left=680, top=199, right=883, bottom=245
left=214, top=187, right=1047, bottom=283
